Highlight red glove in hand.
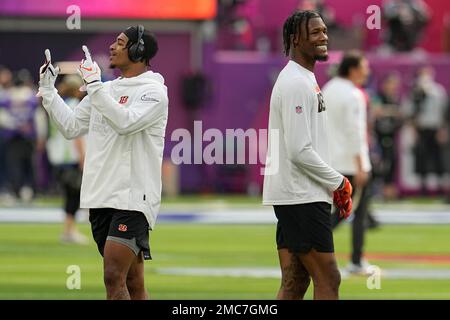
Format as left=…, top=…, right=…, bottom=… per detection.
left=333, top=177, right=353, bottom=219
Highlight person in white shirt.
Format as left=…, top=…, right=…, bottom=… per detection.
left=263, top=10, right=353, bottom=300
left=39, top=74, right=88, bottom=244
left=410, top=66, right=448, bottom=194
left=323, top=50, right=373, bottom=274
left=36, top=25, right=168, bottom=300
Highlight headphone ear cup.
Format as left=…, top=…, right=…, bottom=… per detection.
left=136, top=39, right=145, bottom=61
left=128, top=25, right=145, bottom=63
left=128, top=42, right=138, bottom=62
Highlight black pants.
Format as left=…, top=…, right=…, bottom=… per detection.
left=0, top=136, right=7, bottom=191
left=414, top=129, right=443, bottom=176
left=331, top=175, right=371, bottom=265
left=377, top=134, right=396, bottom=184
left=5, top=136, right=35, bottom=197
left=54, top=165, right=81, bottom=216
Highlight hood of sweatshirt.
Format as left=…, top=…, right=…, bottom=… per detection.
left=109, top=70, right=165, bottom=88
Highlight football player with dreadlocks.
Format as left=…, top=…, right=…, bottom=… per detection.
left=263, top=10, right=352, bottom=300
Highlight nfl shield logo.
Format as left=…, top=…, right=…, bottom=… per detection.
left=295, top=106, right=303, bottom=114
left=118, top=224, right=128, bottom=232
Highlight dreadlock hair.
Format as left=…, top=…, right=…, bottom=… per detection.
left=283, top=10, right=323, bottom=57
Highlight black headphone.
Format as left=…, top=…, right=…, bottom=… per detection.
left=128, top=25, right=145, bottom=63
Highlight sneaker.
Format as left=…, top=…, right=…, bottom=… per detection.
left=60, top=232, right=89, bottom=245
left=366, top=213, right=380, bottom=230
left=0, top=192, right=17, bottom=207
left=19, top=186, right=34, bottom=203
left=346, top=259, right=376, bottom=275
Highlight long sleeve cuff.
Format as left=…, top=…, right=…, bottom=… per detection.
left=38, top=87, right=58, bottom=110
left=86, top=81, right=104, bottom=96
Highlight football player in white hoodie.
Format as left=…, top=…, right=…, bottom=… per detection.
left=37, top=25, right=168, bottom=300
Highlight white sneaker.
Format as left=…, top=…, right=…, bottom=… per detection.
left=346, top=259, right=375, bottom=275
left=19, top=186, right=34, bottom=203
left=0, top=192, right=17, bottom=206
left=60, top=232, right=89, bottom=245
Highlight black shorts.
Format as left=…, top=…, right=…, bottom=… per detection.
left=89, top=208, right=151, bottom=260
left=274, top=202, right=334, bottom=253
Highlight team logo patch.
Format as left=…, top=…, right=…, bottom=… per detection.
left=119, top=96, right=129, bottom=104
left=295, top=105, right=303, bottom=114
left=118, top=224, right=128, bottom=232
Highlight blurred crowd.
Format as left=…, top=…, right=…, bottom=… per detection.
left=0, top=66, right=87, bottom=207
left=368, top=66, right=450, bottom=201
left=0, top=62, right=449, bottom=204
left=0, top=66, right=39, bottom=204
left=216, top=0, right=450, bottom=201
left=0, top=0, right=449, bottom=205
left=382, top=0, right=430, bottom=52
left=218, top=0, right=433, bottom=53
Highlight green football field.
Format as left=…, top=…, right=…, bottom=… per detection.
left=1, top=222, right=450, bottom=300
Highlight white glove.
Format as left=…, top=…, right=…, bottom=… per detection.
left=36, top=49, right=59, bottom=98
left=78, top=45, right=101, bottom=87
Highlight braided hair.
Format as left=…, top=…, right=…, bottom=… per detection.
left=283, top=10, right=323, bottom=56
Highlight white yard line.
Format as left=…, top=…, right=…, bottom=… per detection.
left=157, top=267, right=450, bottom=280
left=1, top=206, right=450, bottom=224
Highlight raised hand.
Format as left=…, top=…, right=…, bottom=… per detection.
left=36, top=49, right=60, bottom=97
left=78, top=45, right=101, bottom=85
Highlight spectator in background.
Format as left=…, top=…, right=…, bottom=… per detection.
left=300, top=0, right=338, bottom=30
left=0, top=66, right=14, bottom=198
left=410, top=67, right=448, bottom=195
left=383, top=0, right=430, bottom=52
left=440, top=100, right=450, bottom=203
left=358, top=86, right=381, bottom=230
left=372, top=73, right=404, bottom=200
left=217, top=0, right=254, bottom=50
left=37, top=75, right=88, bottom=244
left=323, top=51, right=374, bottom=274
left=5, top=69, right=38, bottom=203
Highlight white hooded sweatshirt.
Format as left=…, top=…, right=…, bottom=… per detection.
left=42, top=71, right=168, bottom=229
